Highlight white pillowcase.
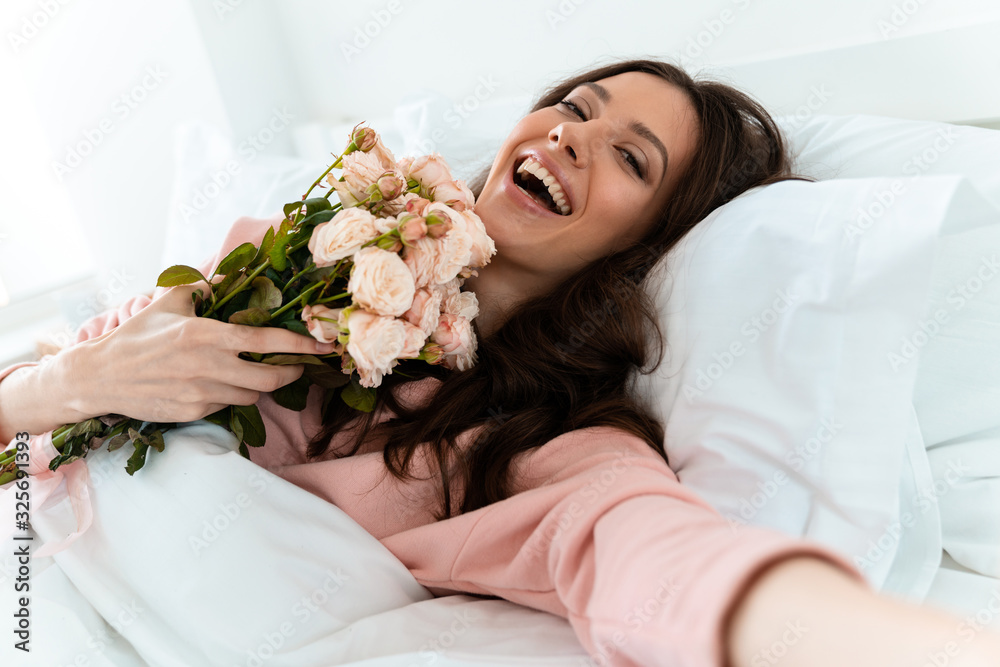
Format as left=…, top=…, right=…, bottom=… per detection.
left=635, top=174, right=1000, bottom=599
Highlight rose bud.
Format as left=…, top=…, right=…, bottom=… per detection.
left=376, top=171, right=406, bottom=200
left=351, top=125, right=377, bottom=152
left=398, top=215, right=428, bottom=243
left=404, top=195, right=431, bottom=216
left=376, top=236, right=404, bottom=252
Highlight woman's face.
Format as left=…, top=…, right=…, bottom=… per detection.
left=473, top=71, right=700, bottom=278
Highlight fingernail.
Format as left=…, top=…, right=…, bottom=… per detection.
left=315, top=342, right=335, bottom=353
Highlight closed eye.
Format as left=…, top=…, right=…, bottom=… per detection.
left=558, top=98, right=645, bottom=180
left=558, top=98, right=586, bottom=120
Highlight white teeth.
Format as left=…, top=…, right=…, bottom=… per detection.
left=516, top=157, right=571, bottom=215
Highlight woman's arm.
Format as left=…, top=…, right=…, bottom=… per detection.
left=725, top=556, right=1000, bottom=667
left=0, top=213, right=332, bottom=445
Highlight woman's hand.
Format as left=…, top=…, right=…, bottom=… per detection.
left=0, top=283, right=335, bottom=442
left=61, top=283, right=336, bottom=424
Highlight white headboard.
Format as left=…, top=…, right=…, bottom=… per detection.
left=701, top=19, right=1000, bottom=129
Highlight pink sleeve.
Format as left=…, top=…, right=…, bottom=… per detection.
left=386, top=427, right=870, bottom=667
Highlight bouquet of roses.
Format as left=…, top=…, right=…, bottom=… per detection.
left=0, top=125, right=494, bottom=485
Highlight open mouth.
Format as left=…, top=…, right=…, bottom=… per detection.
left=513, top=157, right=571, bottom=216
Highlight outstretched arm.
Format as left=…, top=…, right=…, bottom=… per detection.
left=725, top=556, right=1000, bottom=667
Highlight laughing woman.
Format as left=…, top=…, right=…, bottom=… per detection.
left=3, top=59, right=1000, bottom=667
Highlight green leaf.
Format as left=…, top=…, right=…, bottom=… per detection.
left=306, top=363, right=350, bottom=389
left=272, top=374, right=311, bottom=412
left=248, top=276, right=283, bottom=310
left=298, top=209, right=336, bottom=232
left=215, top=242, right=258, bottom=277
left=157, top=265, right=208, bottom=288
left=238, top=442, right=250, bottom=459
left=228, top=308, right=271, bottom=326
left=203, top=407, right=231, bottom=429
left=146, top=430, right=165, bottom=453
left=66, top=417, right=104, bottom=440
left=283, top=201, right=303, bottom=218
left=106, top=433, right=129, bottom=452
left=125, top=441, right=150, bottom=476
left=341, top=378, right=375, bottom=412
left=251, top=225, right=276, bottom=267
left=228, top=410, right=244, bottom=444
left=233, top=405, right=266, bottom=448
left=280, top=320, right=310, bottom=336
left=269, top=218, right=295, bottom=272
left=260, top=354, right=325, bottom=366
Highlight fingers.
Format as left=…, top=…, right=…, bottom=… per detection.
left=218, top=322, right=337, bottom=356
left=219, top=359, right=306, bottom=395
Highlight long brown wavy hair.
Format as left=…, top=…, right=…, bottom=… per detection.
left=307, top=58, right=804, bottom=518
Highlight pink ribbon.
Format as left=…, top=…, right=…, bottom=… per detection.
left=0, top=432, right=94, bottom=558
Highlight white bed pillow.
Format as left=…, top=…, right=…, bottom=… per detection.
left=635, top=175, right=1000, bottom=598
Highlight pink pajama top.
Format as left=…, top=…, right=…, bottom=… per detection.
left=1, top=213, right=868, bottom=667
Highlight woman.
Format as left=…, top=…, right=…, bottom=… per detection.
left=2, top=59, right=999, bottom=667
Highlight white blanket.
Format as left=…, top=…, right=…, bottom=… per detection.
left=0, top=424, right=590, bottom=666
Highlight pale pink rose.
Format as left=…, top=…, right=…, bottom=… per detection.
left=403, top=287, right=443, bottom=337
left=402, top=236, right=438, bottom=289
left=432, top=278, right=461, bottom=303
left=435, top=224, right=474, bottom=284
left=442, top=290, right=479, bottom=321
left=398, top=215, right=427, bottom=243
left=430, top=179, right=475, bottom=212
left=300, top=304, right=344, bottom=344
left=431, top=313, right=478, bottom=371
left=347, top=246, right=416, bottom=317
left=452, top=209, right=495, bottom=268
left=372, top=214, right=398, bottom=235
left=327, top=150, right=386, bottom=209
left=345, top=309, right=407, bottom=388
left=309, top=207, right=379, bottom=267
left=399, top=153, right=453, bottom=192
left=404, top=194, right=430, bottom=216
left=399, top=321, right=427, bottom=359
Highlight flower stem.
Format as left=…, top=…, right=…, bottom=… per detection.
left=203, top=259, right=271, bottom=319
left=281, top=262, right=316, bottom=295
left=269, top=282, right=325, bottom=320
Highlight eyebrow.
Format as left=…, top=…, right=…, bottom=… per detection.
left=581, top=81, right=670, bottom=180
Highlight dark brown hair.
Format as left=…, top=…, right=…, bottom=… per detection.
left=307, top=58, right=803, bottom=518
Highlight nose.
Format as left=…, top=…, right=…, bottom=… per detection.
left=548, top=120, right=608, bottom=169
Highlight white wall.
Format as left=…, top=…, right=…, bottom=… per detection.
left=267, top=0, right=1000, bottom=122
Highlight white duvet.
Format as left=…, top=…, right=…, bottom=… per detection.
left=0, top=425, right=590, bottom=667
